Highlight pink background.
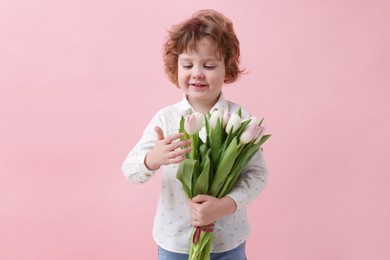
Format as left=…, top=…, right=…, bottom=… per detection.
left=1, top=0, right=389, bottom=259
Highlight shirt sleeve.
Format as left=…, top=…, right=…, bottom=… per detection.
left=121, top=110, right=163, bottom=184
left=225, top=106, right=269, bottom=211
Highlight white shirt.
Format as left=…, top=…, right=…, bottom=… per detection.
left=122, top=93, right=268, bottom=253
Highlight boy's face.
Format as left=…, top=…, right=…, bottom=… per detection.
left=177, top=38, right=226, bottom=111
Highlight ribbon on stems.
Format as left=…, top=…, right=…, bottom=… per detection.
left=192, top=223, right=215, bottom=244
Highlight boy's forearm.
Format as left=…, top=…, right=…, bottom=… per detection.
left=144, top=152, right=160, bottom=170
left=218, top=196, right=237, bottom=217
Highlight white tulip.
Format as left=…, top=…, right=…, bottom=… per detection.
left=209, top=110, right=223, bottom=129
left=225, top=112, right=241, bottom=134
left=194, top=112, right=205, bottom=132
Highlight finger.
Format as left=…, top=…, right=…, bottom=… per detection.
left=189, top=217, right=198, bottom=226
left=165, top=132, right=184, bottom=144
left=167, top=155, right=186, bottom=165
left=188, top=204, right=200, bottom=218
left=168, top=147, right=192, bottom=159
left=190, top=219, right=200, bottom=227
left=163, top=147, right=191, bottom=165
left=192, top=194, right=208, bottom=203
left=188, top=200, right=198, bottom=210
left=154, top=126, right=165, bottom=140
left=190, top=219, right=209, bottom=227
left=189, top=200, right=202, bottom=214
left=180, top=146, right=192, bottom=155
left=169, top=139, right=192, bottom=150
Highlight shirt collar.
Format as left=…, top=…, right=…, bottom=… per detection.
left=178, top=93, right=229, bottom=115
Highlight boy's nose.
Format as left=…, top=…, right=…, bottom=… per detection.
left=192, top=67, right=204, bottom=79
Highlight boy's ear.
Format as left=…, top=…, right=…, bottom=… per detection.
left=224, top=74, right=230, bottom=84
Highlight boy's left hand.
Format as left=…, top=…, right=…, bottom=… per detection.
left=189, top=195, right=237, bottom=227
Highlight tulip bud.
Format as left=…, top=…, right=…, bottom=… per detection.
left=253, top=125, right=266, bottom=144
left=225, top=113, right=241, bottom=134
left=184, top=114, right=198, bottom=135
left=194, top=112, right=205, bottom=132
left=240, top=123, right=258, bottom=144
left=223, top=111, right=230, bottom=127
left=209, top=110, right=223, bottom=129
left=247, top=116, right=260, bottom=126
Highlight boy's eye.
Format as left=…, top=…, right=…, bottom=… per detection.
left=182, top=65, right=192, bottom=69
left=204, top=65, right=216, bottom=70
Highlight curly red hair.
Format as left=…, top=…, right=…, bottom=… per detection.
left=163, top=10, right=242, bottom=87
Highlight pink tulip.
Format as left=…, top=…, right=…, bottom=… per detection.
left=185, top=114, right=198, bottom=135
left=240, top=123, right=258, bottom=144
left=223, top=111, right=230, bottom=127
left=248, top=116, right=260, bottom=126
left=184, top=113, right=205, bottom=135
left=253, top=125, right=266, bottom=144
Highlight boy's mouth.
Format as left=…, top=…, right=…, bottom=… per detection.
left=190, top=83, right=208, bottom=88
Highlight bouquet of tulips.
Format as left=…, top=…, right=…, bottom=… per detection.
left=176, top=108, right=271, bottom=260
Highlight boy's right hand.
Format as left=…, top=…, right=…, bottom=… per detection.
left=144, top=126, right=192, bottom=170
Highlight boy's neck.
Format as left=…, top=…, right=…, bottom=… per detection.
left=187, top=94, right=220, bottom=114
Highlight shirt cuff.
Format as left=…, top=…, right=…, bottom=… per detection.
left=225, top=188, right=248, bottom=212
left=123, top=152, right=157, bottom=184
left=139, top=152, right=157, bottom=181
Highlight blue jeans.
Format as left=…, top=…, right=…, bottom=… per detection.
left=158, top=242, right=246, bottom=260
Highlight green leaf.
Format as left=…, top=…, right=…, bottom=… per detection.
left=179, top=115, right=191, bottom=160
left=204, top=114, right=211, bottom=148
left=179, top=116, right=184, bottom=136
left=176, top=159, right=198, bottom=198
left=259, top=117, right=264, bottom=126
left=210, top=118, right=222, bottom=164
left=219, top=128, right=231, bottom=156
left=198, top=143, right=208, bottom=165
left=209, top=137, right=238, bottom=197
left=179, top=115, right=189, bottom=141
left=193, top=150, right=211, bottom=196
left=218, top=145, right=260, bottom=197
left=257, top=134, right=271, bottom=146
left=190, top=133, right=200, bottom=160
left=237, top=107, right=242, bottom=118
left=189, top=230, right=213, bottom=260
